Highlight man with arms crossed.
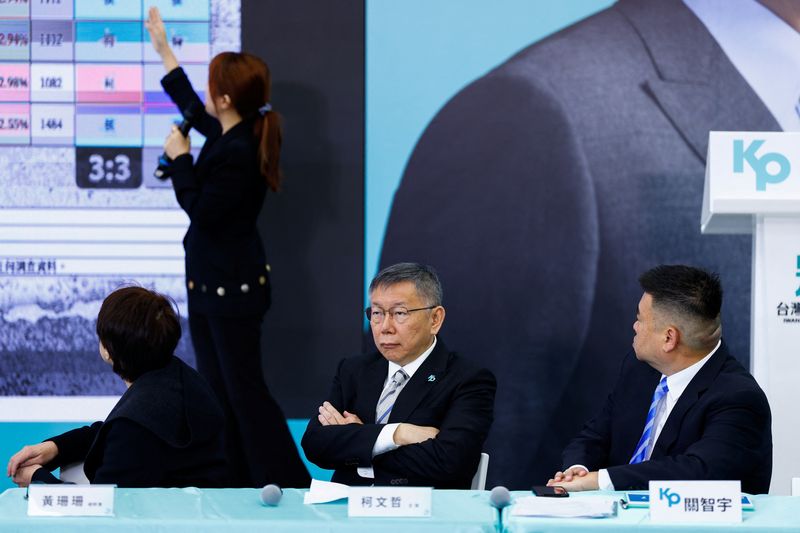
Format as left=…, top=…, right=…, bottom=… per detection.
left=302, top=263, right=496, bottom=488
left=548, top=265, right=772, bottom=494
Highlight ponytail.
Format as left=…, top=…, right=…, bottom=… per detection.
left=256, top=110, right=282, bottom=192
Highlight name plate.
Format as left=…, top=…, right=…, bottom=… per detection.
left=28, top=484, right=115, bottom=517
left=649, top=481, right=741, bottom=524
left=348, top=487, right=432, bottom=517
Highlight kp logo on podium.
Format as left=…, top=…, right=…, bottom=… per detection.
left=733, top=139, right=791, bottom=191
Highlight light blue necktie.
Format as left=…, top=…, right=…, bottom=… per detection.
left=375, top=369, right=409, bottom=424
left=630, top=376, right=669, bottom=464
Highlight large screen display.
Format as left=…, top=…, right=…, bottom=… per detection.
left=0, top=0, right=239, bottom=413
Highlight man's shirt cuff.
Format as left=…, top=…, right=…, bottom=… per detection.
left=356, top=467, right=375, bottom=479
left=564, top=463, right=590, bottom=482
left=598, top=468, right=615, bottom=491
left=373, top=423, right=401, bottom=456
left=357, top=424, right=402, bottom=479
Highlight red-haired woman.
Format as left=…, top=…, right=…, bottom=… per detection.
left=146, top=7, right=309, bottom=488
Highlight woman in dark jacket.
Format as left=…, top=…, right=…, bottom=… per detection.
left=7, top=287, right=228, bottom=488
left=144, top=7, right=309, bottom=488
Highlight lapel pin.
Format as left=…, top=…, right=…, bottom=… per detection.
left=427, top=374, right=436, bottom=382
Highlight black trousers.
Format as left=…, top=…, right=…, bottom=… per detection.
left=189, top=311, right=311, bottom=488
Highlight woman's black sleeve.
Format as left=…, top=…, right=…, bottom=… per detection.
left=160, top=66, right=221, bottom=139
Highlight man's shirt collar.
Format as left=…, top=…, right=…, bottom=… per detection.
left=664, top=339, right=722, bottom=398
left=386, top=336, right=437, bottom=382
left=685, top=0, right=800, bottom=131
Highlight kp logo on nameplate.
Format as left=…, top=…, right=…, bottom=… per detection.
left=649, top=480, right=741, bottom=524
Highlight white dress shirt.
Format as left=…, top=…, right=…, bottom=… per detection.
left=684, top=0, right=800, bottom=131
left=357, top=336, right=437, bottom=479
left=594, top=340, right=722, bottom=490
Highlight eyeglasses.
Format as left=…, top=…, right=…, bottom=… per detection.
left=364, top=305, right=437, bottom=325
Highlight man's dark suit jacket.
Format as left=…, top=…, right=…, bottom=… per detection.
left=379, top=0, right=781, bottom=487
left=301, top=340, right=496, bottom=489
left=33, top=357, right=228, bottom=487
left=561, top=342, right=772, bottom=494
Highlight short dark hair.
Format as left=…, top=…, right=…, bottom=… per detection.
left=369, top=263, right=443, bottom=306
left=639, top=265, right=722, bottom=319
left=639, top=265, right=722, bottom=348
left=96, top=286, right=181, bottom=382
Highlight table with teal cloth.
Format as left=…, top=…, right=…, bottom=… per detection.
left=0, top=488, right=798, bottom=532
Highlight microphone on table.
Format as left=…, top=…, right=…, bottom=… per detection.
left=260, top=484, right=283, bottom=506
left=154, top=101, right=202, bottom=180
left=489, top=486, right=511, bottom=533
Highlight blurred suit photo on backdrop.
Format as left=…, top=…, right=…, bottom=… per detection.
left=302, top=263, right=496, bottom=489
left=379, top=0, right=787, bottom=487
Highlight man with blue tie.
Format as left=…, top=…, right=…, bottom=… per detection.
left=547, top=265, right=772, bottom=494
left=301, top=263, right=496, bottom=488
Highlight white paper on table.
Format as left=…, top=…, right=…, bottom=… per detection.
left=303, top=479, right=351, bottom=504
left=511, top=496, right=619, bottom=518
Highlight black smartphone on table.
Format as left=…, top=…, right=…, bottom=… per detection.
left=531, top=485, right=569, bottom=497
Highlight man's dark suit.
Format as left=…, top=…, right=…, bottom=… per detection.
left=561, top=342, right=772, bottom=494
left=301, top=340, right=496, bottom=489
left=379, top=0, right=780, bottom=488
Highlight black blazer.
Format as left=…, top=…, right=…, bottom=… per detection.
left=561, top=342, right=772, bottom=494
left=301, top=340, right=496, bottom=489
left=34, top=357, right=228, bottom=488
left=161, top=67, right=270, bottom=317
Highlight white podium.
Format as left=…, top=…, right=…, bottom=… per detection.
left=702, top=131, right=800, bottom=495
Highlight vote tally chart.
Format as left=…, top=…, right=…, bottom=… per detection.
left=0, top=0, right=240, bottom=399
left=0, top=0, right=217, bottom=183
